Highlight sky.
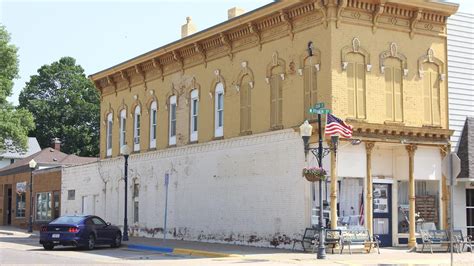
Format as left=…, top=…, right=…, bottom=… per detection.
left=1, top=0, right=473, bottom=106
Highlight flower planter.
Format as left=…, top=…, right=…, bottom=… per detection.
left=303, top=173, right=325, bottom=182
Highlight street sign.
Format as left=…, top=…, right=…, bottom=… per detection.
left=311, top=109, right=330, bottom=114
left=314, top=102, right=325, bottom=109
left=442, top=152, right=461, bottom=185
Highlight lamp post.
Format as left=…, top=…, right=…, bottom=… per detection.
left=28, top=159, right=37, bottom=233
left=300, top=117, right=339, bottom=260
left=121, top=145, right=130, bottom=241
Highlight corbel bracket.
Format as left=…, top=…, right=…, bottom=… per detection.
left=134, top=65, right=147, bottom=90
left=194, top=42, right=207, bottom=68
left=248, top=22, right=262, bottom=51
left=314, top=0, right=328, bottom=28
left=280, top=10, right=294, bottom=40
left=372, top=4, right=385, bottom=33
left=410, top=9, right=422, bottom=39
left=107, top=75, right=117, bottom=96
left=172, top=50, right=184, bottom=74
left=120, top=70, right=131, bottom=91
left=336, top=0, right=348, bottom=28
left=152, top=58, right=164, bottom=81
left=219, top=33, right=233, bottom=60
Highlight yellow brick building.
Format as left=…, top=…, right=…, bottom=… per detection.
left=90, top=0, right=458, bottom=248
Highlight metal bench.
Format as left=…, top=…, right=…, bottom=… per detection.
left=340, top=229, right=380, bottom=254
left=325, top=229, right=342, bottom=254
left=292, top=227, right=318, bottom=252
left=452, top=230, right=473, bottom=253
left=420, top=230, right=450, bottom=253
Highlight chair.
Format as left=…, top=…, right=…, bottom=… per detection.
left=452, top=230, right=473, bottom=253
left=292, top=228, right=318, bottom=252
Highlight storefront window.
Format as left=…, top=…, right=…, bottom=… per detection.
left=397, top=180, right=439, bottom=234
left=16, top=193, right=26, bottom=218
left=36, top=192, right=52, bottom=221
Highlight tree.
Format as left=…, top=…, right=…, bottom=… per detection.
left=0, top=24, right=35, bottom=152
left=19, top=57, right=100, bottom=157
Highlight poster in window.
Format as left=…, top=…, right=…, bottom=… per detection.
left=373, top=184, right=389, bottom=213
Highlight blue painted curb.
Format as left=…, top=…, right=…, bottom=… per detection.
left=126, top=244, right=174, bottom=253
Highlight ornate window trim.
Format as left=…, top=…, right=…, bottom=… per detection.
left=209, top=70, right=226, bottom=97
left=298, top=41, right=321, bottom=75
left=149, top=100, right=157, bottom=149
left=341, top=38, right=372, bottom=72
left=165, top=83, right=180, bottom=110
left=106, top=112, right=113, bottom=157
left=379, top=42, right=408, bottom=77
left=133, top=105, right=141, bottom=152
left=235, top=61, right=255, bottom=92
left=265, top=52, right=286, bottom=84
left=418, top=48, right=445, bottom=81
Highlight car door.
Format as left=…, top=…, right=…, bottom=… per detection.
left=91, top=217, right=108, bottom=244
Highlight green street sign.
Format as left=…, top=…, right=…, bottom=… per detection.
left=313, top=109, right=331, bottom=114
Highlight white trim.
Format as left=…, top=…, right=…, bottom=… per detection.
left=214, top=83, right=224, bottom=137
left=190, top=89, right=199, bottom=142
left=169, top=96, right=177, bottom=146
left=119, top=109, right=127, bottom=153
left=133, top=105, right=141, bottom=152
left=149, top=101, right=157, bottom=149
left=372, top=179, right=394, bottom=184
left=106, top=113, right=113, bottom=156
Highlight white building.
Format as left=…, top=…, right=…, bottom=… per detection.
left=0, top=137, right=41, bottom=169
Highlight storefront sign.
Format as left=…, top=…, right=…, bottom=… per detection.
left=16, top=182, right=27, bottom=194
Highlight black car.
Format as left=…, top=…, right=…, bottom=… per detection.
left=39, top=215, right=122, bottom=250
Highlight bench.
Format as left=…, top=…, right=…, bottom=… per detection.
left=420, top=230, right=450, bottom=253
left=452, top=230, right=473, bottom=253
left=340, top=229, right=380, bottom=254
left=325, top=229, right=342, bottom=254
left=292, top=227, right=318, bottom=252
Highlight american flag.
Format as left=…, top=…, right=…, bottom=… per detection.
left=359, top=189, right=364, bottom=226
left=324, top=113, right=353, bottom=138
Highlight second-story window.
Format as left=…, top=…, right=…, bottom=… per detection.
left=150, top=101, right=157, bottom=149
left=190, top=89, right=199, bottom=142
left=384, top=58, right=404, bottom=122
left=423, top=64, right=440, bottom=126
left=270, top=66, right=284, bottom=129
left=346, top=53, right=366, bottom=119
left=106, top=113, right=113, bottom=156
left=119, top=109, right=127, bottom=152
left=304, top=57, right=318, bottom=121
left=214, top=83, right=224, bottom=137
left=133, top=105, right=141, bottom=152
left=169, top=95, right=177, bottom=146
left=240, top=75, right=252, bottom=134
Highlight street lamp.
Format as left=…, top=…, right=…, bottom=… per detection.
left=121, top=145, right=130, bottom=241
left=28, top=159, right=37, bottom=233
left=300, top=120, right=339, bottom=260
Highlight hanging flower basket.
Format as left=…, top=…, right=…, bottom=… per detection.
left=302, top=167, right=327, bottom=182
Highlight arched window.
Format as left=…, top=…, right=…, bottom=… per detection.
left=169, top=95, right=177, bottom=146
left=270, top=66, right=284, bottom=129
left=240, top=75, right=252, bottom=134
left=119, top=109, right=127, bottom=152
left=346, top=53, right=366, bottom=119
left=106, top=113, right=113, bottom=157
left=422, top=63, right=440, bottom=125
left=133, top=105, right=141, bottom=151
left=214, top=83, right=224, bottom=137
left=149, top=101, right=157, bottom=149
left=384, top=58, right=403, bottom=122
left=190, top=89, right=199, bottom=142
left=303, top=56, right=318, bottom=121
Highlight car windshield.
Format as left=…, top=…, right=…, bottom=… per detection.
left=50, top=216, right=85, bottom=224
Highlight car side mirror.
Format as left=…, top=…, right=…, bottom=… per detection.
left=106, top=222, right=111, bottom=226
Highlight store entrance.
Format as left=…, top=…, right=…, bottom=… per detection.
left=373, top=183, right=392, bottom=247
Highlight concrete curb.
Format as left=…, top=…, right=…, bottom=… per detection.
left=125, top=243, right=238, bottom=258
left=0, top=231, right=14, bottom=236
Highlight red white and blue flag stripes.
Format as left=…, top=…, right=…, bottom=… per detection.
left=324, top=113, right=353, bottom=138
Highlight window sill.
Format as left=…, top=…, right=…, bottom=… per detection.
left=239, top=131, right=252, bottom=136
left=270, top=125, right=284, bottom=131
left=167, top=145, right=177, bottom=148
left=148, top=148, right=157, bottom=152
left=213, top=136, right=224, bottom=141
left=384, top=121, right=405, bottom=126
left=188, top=141, right=199, bottom=145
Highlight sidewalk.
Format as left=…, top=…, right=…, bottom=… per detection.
left=0, top=226, right=38, bottom=238
left=125, top=237, right=288, bottom=257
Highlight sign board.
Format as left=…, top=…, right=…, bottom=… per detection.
left=310, top=108, right=330, bottom=114
left=313, top=102, right=325, bottom=109
left=442, top=152, right=461, bottom=185
left=16, top=182, right=27, bottom=194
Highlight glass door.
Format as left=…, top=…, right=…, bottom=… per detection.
left=467, top=189, right=474, bottom=237
left=373, top=183, right=392, bottom=247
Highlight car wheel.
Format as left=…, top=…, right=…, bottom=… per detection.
left=86, top=234, right=95, bottom=250
left=111, top=232, right=122, bottom=248
left=43, top=243, right=54, bottom=250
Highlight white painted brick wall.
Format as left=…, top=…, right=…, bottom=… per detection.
left=61, top=129, right=311, bottom=248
